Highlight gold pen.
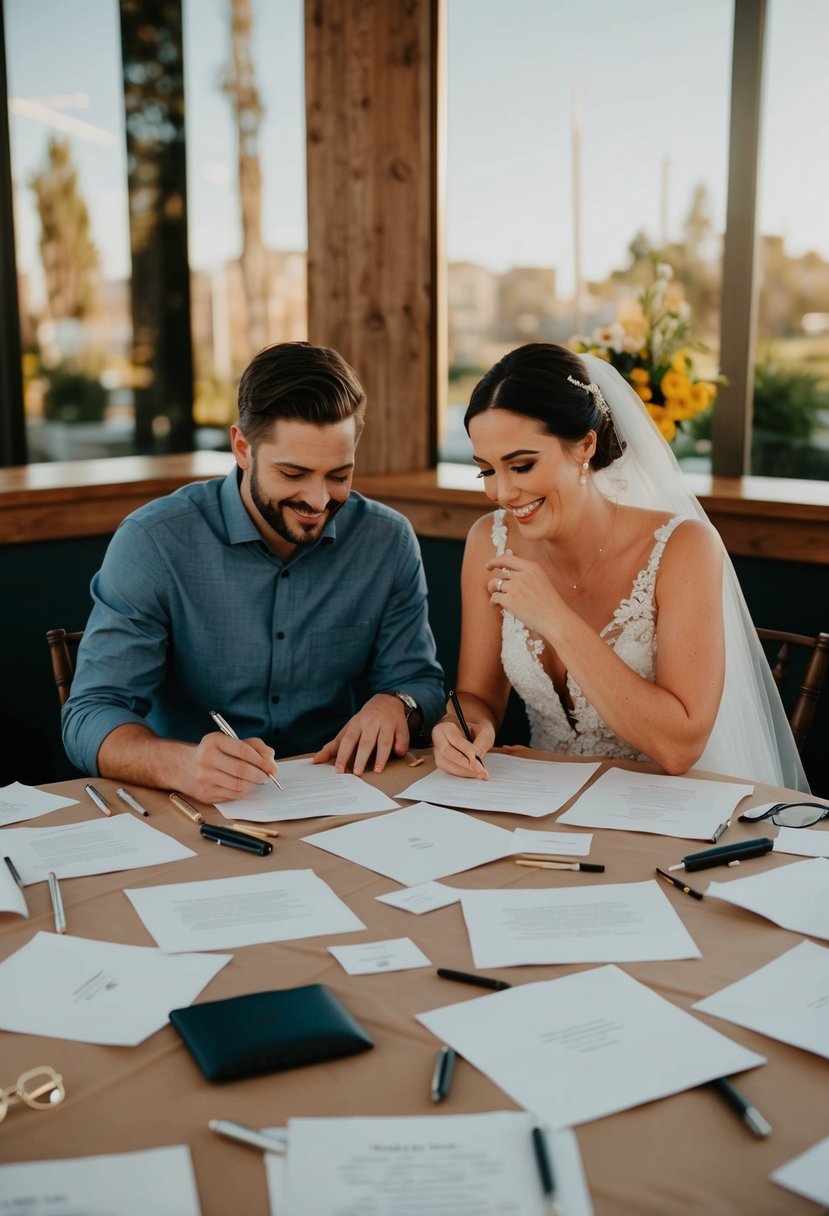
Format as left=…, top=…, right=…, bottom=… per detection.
left=169, top=792, right=205, bottom=825
left=515, top=858, right=605, bottom=873
left=229, top=822, right=280, bottom=839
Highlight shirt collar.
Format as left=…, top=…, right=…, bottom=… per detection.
left=220, top=466, right=343, bottom=549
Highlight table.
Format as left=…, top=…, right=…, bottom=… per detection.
left=0, top=753, right=826, bottom=1215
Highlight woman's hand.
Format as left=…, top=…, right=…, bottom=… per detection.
left=432, top=717, right=495, bottom=779
left=485, top=553, right=563, bottom=637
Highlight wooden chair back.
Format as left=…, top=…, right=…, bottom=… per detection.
left=757, top=628, right=829, bottom=755
left=46, top=628, right=84, bottom=708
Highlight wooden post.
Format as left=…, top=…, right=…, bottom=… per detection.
left=305, top=0, right=440, bottom=473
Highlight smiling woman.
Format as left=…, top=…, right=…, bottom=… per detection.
left=432, top=342, right=808, bottom=794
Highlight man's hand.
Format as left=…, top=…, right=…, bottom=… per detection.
left=187, top=732, right=279, bottom=803
left=312, top=693, right=409, bottom=775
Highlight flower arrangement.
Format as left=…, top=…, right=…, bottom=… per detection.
left=571, top=257, right=722, bottom=442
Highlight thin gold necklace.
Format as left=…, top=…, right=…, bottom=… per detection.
left=568, top=503, right=618, bottom=593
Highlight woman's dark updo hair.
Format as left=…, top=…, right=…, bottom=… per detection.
left=464, top=343, right=624, bottom=471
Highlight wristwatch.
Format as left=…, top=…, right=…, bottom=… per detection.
left=391, top=691, right=419, bottom=722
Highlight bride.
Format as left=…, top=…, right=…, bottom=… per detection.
left=432, top=343, right=807, bottom=792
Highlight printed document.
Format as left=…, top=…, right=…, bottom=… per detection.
left=460, top=880, right=701, bottom=968
left=0, top=815, right=196, bottom=884
left=125, top=868, right=365, bottom=952
left=375, top=881, right=460, bottom=915
left=0, top=781, right=78, bottom=826
left=771, top=1135, right=829, bottom=1208
left=693, top=940, right=829, bottom=1060
left=557, top=768, right=754, bottom=839
left=303, top=801, right=513, bottom=885
left=0, top=931, right=229, bottom=1045
left=216, top=757, right=398, bottom=821
left=511, top=827, right=592, bottom=856
left=398, top=754, right=600, bottom=817
left=417, top=964, right=765, bottom=1129
left=328, top=937, right=431, bottom=975
left=0, top=1146, right=202, bottom=1216
left=268, top=1113, right=593, bottom=1216
left=706, top=857, right=829, bottom=940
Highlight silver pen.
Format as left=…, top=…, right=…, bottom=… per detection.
left=116, top=788, right=150, bottom=817
left=209, top=710, right=284, bottom=791
left=84, top=783, right=112, bottom=817
left=710, top=818, right=730, bottom=843
left=4, top=856, right=28, bottom=916
left=208, top=1119, right=287, bottom=1154
left=48, top=871, right=66, bottom=934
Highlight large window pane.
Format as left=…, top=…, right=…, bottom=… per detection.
left=184, top=0, right=307, bottom=445
left=6, top=0, right=132, bottom=462
left=443, top=0, right=732, bottom=471
left=754, top=0, right=829, bottom=480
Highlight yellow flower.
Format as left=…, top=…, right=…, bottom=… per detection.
left=657, top=415, right=677, bottom=442
left=630, top=367, right=651, bottom=386
left=689, top=381, right=714, bottom=413
left=671, top=349, right=690, bottom=374
left=665, top=393, right=693, bottom=421
left=660, top=369, right=690, bottom=397
left=634, top=383, right=653, bottom=402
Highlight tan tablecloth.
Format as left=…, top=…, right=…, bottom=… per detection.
left=0, top=752, right=826, bottom=1215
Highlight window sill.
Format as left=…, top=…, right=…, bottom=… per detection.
left=0, top=455, right=827, bottom=563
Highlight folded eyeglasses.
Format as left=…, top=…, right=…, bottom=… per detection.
left=739, top=800, right=829, bottom=829
left=0, top=1066, right=65, bottom=1124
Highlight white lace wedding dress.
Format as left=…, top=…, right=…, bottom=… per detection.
left=493, top=508, right=685, bottom=759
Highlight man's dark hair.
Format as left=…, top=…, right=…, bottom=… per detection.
left=237, top=341, right=366, bottom=446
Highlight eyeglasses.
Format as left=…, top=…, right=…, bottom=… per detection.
left=739, top=801, right=829, bottom=829
left=0, top=1066, right=65, bottom=1123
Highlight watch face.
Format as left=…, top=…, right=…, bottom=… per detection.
left=394, top=692, right=417, bottom=718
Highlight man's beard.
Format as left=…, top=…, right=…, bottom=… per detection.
left=250, top=460, right=345, bottom=547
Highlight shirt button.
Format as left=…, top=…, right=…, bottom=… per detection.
left=281, top=570, right=290, bottom=578
left=276, top=631, right=285, bottom=640
left=271, top=695, right=280, bottom=704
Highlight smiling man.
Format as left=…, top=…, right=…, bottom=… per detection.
left=62, top=342, right=445, bottom=804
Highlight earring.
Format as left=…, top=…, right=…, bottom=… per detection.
left=579, top=461, right=589, bottom=486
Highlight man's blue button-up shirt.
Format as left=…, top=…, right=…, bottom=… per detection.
left=62, top=470, right=445, bottom=774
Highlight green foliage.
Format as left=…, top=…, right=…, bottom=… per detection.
left=42, top=366, right=108, bottom=424
left=29, top=137, right=99, bottom=320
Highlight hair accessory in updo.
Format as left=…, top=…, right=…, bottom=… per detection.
left=567, top=374, right=611, bottom=419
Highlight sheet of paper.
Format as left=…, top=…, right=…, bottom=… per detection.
left=125, top=868, right=365, bottom=952
left=0, top=1145, right=201, bottom=1216
left=557, top=768, right=754, bottom=839
left=328, top=936, right=430, bottom=975
left=398, top=754, right=600, bottom=818
left=0, top=858, right=28, bottom=917
left=216, top=757, right=399, bottom=821
left=375, top=881, right=460, bottom=915
left=0, top=931, right=229, bottom=1046
left=771, top=1134, right=829, bottom=1207
left=0, top=781, right=78, bottom=826
left=693, top=940, right=829, bottom=1060
left=461, top=880, right=701, bottom=968
left=511, top=827, right=592, bottom=856
left=417, top=964, right=765, bottom=1130
left=774, top=825, right=829, bottom=856
left=303, top=801, right=513, bottom=885
left=0, top=815, right=196, bottom=884
left=277, top=1113, right=593, bottom=1216
left=706, top=857, right=829, bottom=940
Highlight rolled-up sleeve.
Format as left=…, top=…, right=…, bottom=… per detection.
left=61, top=519, right=172, bottom=774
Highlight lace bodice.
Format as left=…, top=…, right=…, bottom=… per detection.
left=493, top=509, right=686, bottom=759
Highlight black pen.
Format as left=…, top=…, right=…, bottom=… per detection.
left=430, top=1045, right=456, bottom=1103
left=200, top=824, right=272, bottom=856
left=532, top=1125, right=564, bottom=1216
left=655, top=866, right=704, bottom=900
left=448, top=690, right=488, bottom=773
left=436, top=967, right=511, bottom=992
left=4, top=856, right=28, bottom=916
left=668, top=838, right=774, bottom=872
left=515, top=858, right=605, bottom=873
left=709, top=1077, right=772, bottom=1138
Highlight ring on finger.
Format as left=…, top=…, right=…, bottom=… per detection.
left=496, top=578, right=503, bottom=593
